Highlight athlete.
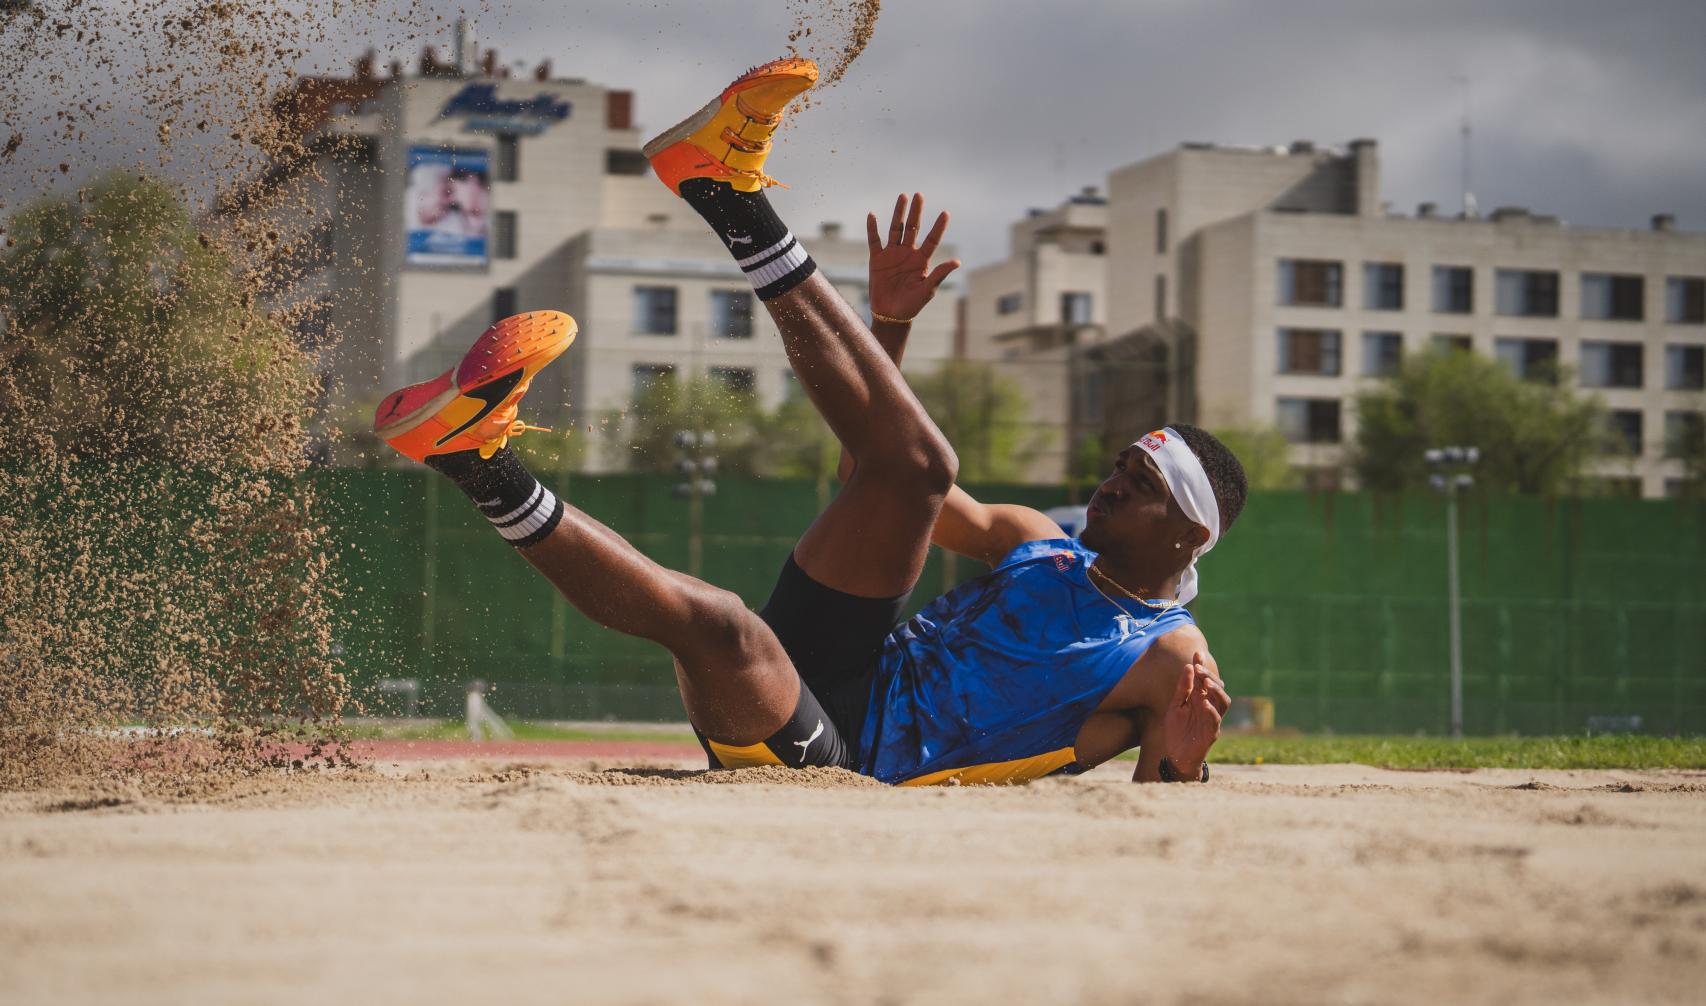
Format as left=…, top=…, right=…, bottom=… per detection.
left=373, top=58, right=1245, bottom=785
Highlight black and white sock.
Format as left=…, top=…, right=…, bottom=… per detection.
left=426, top=448, right=564, bottom=549
left=680, top=177, right=817, bottom=300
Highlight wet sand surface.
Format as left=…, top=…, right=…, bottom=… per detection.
left=4, top=761, right=1704, bottom=1005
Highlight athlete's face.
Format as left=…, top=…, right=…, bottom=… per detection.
left=1079, top=447, right=1204, bottom=577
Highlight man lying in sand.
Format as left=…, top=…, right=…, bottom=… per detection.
left=374, top=57, right=1245, bottom=785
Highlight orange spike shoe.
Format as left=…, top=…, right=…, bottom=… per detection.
left=374, top=310, right=577, bottom=463
left=643, top=57, right=818, bottom=195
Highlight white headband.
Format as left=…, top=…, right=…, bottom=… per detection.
left=1131, top=427, right=1219, bottom=605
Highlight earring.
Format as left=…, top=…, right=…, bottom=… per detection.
left=1174, top=543, right=1182, bottom=549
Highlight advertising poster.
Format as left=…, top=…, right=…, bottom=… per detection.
left=404, top=146, right=490, bottom=266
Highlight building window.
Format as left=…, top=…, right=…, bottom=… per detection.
left=709, top=289, right=754, bottom=340
left=1666, top=344, right=1705, bottom=390
left=1154, top=275, right=1167, bottom=323
left=1604, top=410, right=1643, bottom=456
left=632, top=285, right=678, bottom=335
left=1494, top=268, right=1560, bottom=318
left=1667, top=277, right=1705, bottom=324
left=1431, top=334, right=1472, bottom=354
left=1060, top=291, right=1093, bottom=325
left=996, top=292, right=1023, bottom=315
left=1665, top=411, right=1705, bottom=459
left=493, top=211, right=517, bottom=260
left=495, top=133, right=520, bottom=183
left=1494, top=337, right=1559, bottom=383
left=1580, top=341, right=1643, bottom=389
left=1362, top=331, right=1403, bottom=377
left=1276, top=397, right=1342, bottom=444
left=1581, top=273, right=1644, bottom=321
left=708, top=366, right=756, bottom=395
left=632, top=363, right=676, bottom=396
left=492, top=286, right=517, bottom=323
left=1432, top=266, right=1474, bottom=314
left=1155, top=208, right=1168, bottom=254
left=1277, top=328, right=1342, bottom=376
left=605, top=148, right=648, bottom=176
left=1363, top=263, right=1404, bottom=310
left=1277, top=259, right=1343, bottom=307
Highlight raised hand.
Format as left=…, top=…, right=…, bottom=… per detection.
left=1159, top=651, right=1229, bottom=778
left=866, top=192, right=962, bottom=323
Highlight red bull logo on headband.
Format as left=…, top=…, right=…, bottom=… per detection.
left=1138, top=430, right=1168, bottom=452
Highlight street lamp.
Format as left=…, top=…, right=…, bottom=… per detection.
left=1425, top=446, right=1478, bottom=739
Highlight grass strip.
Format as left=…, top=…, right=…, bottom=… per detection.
left=1205, top=734, right=1706, bottom=770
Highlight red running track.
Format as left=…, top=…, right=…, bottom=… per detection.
left=345, top=739, right=704, bottom=762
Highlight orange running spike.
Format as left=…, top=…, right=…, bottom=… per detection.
left=375, top=310, right=577, bottom=463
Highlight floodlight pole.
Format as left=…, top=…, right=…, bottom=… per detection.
left=1445, top=489, right=1463, bottom=739
left=1427, top=446, right=1478, bottom=739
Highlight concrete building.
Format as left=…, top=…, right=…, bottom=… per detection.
left=960, top=188, right=1109, bottom=481
left=228, top=41, right=954, bottom=467
left=966, top=140, right=1706, bottom=496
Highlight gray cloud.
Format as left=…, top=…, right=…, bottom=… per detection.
left=8, top=0, right=1704, bottom=269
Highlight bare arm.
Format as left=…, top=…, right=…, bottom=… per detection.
left=857, top=194, right=1062, bottom=565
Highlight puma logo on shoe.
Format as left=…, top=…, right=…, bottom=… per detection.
left=433, top=368, right=525, bottom=447
left=379, top=393, right=406, bottom=423
left=792, top=719, right=825, bottom=764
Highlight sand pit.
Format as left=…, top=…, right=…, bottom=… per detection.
left=4, top=758, right=1704, bottom=1005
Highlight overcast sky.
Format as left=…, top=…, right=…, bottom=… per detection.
left=7, top=0, right=1705, bottom=270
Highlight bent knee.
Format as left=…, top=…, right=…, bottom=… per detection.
left=867, top=434, right=958, bottom=494
left=686, top=587, right=770, bottom=659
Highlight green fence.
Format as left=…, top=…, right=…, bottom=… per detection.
left=320, top=469, right=1706, bottom=735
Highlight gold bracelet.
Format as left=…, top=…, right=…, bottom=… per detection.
left=870, top=310, right=914, bottom=325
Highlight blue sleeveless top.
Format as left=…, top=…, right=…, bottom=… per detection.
left=856, top=538, right=1195, bottom=785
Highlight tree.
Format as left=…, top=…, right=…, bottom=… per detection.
left=910, top=359, right=1050, bottom=482
left=0, top=170, right=315, bottom=465
left=756, top=392, right=839, bottom=482
left=607, top=374, right=769, bottom=475
left=1350, top=349, right=1604, bottom=495
left=1210, top=424, right=1303, bottom=491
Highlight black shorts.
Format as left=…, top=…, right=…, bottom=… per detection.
left=695, top=553, right=911, bottom=773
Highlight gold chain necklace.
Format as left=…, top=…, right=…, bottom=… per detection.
left=1088, top=561, right=1173, bottom=610
left=1086, top=561, right=1178, bottom=632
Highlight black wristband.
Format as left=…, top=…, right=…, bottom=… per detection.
left=1158, top=757, right=1210, bottom=783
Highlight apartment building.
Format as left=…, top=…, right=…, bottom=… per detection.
left=966, top=139, right=1706, bottom=495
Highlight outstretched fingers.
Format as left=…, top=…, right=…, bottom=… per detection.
left=902, top=192, right=925, bottom=246
left=866, top=212, right=882, bottom=255
left=887, top=193, right=907, bottom=246
left=926, top=259, right=961, bottom=291
left=920, top=210, right=950, bottom=259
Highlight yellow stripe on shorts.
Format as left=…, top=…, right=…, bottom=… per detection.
left=898, top=746, right=1078, bottom=787
left=705, top=739, right=786, bottom=769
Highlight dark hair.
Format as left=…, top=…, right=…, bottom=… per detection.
left=1170, top=424, right=1248, bottom=532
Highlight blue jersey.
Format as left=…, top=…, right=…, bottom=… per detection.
left=857, top=538, right=1195, bottom=785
